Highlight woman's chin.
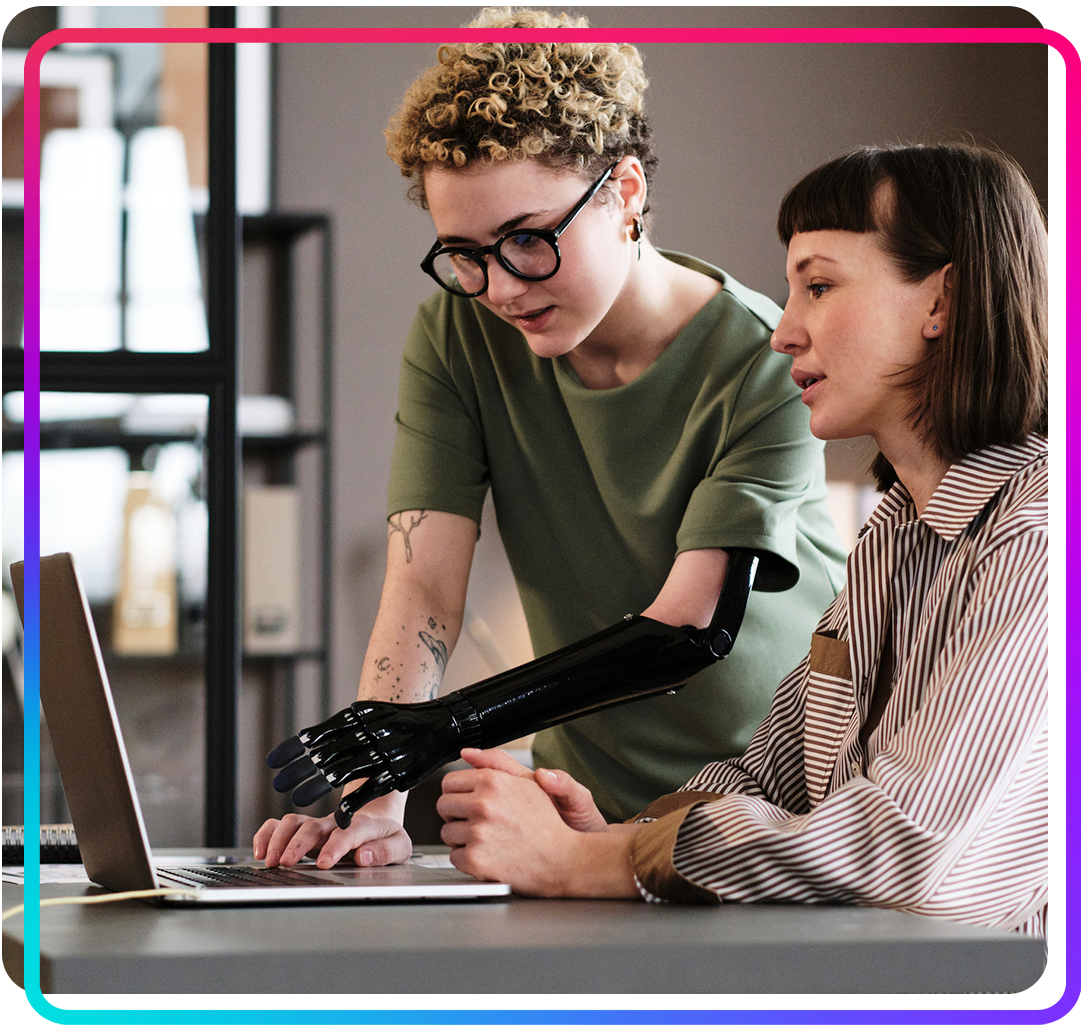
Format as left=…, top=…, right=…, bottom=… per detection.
left=523, top=333, right=578, bottom=360
left=806, top=415, right=855, bottom=444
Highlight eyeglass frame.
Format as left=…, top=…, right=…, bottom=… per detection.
left=420, top=162, right=619, bottom=298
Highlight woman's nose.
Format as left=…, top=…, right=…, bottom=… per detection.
left=484, top=258, right=530, bottom=304
left=770, top=302, right=807, bottom=355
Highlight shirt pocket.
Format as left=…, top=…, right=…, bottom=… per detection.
left=805, top=631, right=854, bottom=807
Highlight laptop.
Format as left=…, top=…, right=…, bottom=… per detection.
left=10, top=553, right=510, bottom=904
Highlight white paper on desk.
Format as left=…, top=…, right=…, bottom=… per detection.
left=3, top=864, right=93, bottom=885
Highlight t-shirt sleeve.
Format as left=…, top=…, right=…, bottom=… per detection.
left=676, top=337, right=828, bottom=592
left=386, top=298, right=491, bottom=524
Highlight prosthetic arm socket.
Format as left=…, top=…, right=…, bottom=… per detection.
left=268, top=550, right=760, bottom=828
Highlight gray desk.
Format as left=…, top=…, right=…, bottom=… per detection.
left=4, top=851, right=1045, bottom=995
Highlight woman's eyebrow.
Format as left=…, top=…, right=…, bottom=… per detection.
left=436, top=232, right=480, bottom=246
left=792, top=254, right=838, bottom=274
left=438, top=207, right=552, bottom=246
left=495, top=207, right=551, bottom=235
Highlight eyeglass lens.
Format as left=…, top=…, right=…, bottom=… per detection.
left=432, top=233, right=559, bottom=296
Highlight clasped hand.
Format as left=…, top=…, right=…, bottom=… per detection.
left=438, top=748, right=641, bottom=897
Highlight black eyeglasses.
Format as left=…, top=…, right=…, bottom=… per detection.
left=420, top=163, right=617, bottom=298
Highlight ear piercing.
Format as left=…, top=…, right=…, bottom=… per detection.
left=629, top=213, right=644, bottom=259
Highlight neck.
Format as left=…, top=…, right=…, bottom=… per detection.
left=565, top=247, right=719, bottom=389
left=880, top=432, right=951, bottom=515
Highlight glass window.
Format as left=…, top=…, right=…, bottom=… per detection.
left=4, top=10, right=212, bottom=353
left=3, top=392, right=209, bottom=654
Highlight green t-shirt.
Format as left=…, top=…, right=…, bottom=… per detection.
left=388, top=253, right=847, bottom=820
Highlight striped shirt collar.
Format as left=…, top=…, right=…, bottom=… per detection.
left=860, top=435, right=1048, bottom=544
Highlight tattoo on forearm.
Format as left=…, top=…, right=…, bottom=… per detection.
left=388, top=510, right=427, bottom=563
left=418, top=628, right=448, bottom=700
left=373, top=654, right=405, bottom=699
left=373, top=618, right=448, bottom=702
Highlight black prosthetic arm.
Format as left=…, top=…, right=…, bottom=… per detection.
left=268, top=549, right=759, bottom=829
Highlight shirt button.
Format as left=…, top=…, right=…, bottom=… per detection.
left=851, top=760, right=862, bottom=775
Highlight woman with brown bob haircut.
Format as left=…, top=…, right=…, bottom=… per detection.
left=776, top=143, right=1047, bottom=490
left=436, top=143, right=1048, bottom=939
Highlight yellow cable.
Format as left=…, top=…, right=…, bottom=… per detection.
left=2, top=888, right=193, bottom=921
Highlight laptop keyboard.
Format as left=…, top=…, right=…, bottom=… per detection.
left=157, top=864, right=344, bottom=888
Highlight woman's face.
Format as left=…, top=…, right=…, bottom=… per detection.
left=422, top=160, right=635, bottom=359
left=770, top=229, right=945, bottom=454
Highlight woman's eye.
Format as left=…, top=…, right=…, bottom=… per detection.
left=507, top=233, right=542, bottom=250
left=808, top=283, right=830, bottom=298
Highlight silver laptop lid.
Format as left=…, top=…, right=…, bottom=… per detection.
left=11, top=553, right=161, bottom=894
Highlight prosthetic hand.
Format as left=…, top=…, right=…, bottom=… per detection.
left=268, top=549, right=760, bottom=829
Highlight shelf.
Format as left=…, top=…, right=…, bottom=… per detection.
left=3, top=208, right=329, bottom=238
left=2, top=31, right=244, bottom=846
left=243, top=648, right=328, bottom=663
left=241, top=211, right=330, bottom=242
left=3, top=423, right=327, bottom=454
left=88, top=603, right=328, bottom=668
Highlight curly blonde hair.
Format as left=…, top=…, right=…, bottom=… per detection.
left=384, top=7, right=657, bottom=207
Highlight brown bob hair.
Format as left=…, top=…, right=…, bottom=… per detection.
left=777, top=143, right=1048, bottom=491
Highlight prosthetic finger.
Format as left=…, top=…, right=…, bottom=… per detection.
left=291, top=774, right=334, bottom=807
left=272, top=746, right=378, bottom=792
left=310, top=747, right=389, bottom=789
left=296, top=704, right=364, bottom=747
left=271, top=753, right=322, bottom=792
left=266, top=735, right=305, bottom=769
left=333, top=774, right=397, bottom=829
left=269, top=753, right=332, bottom=808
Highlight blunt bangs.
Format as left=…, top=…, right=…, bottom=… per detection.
left=776, top=150, right=885, bottom=244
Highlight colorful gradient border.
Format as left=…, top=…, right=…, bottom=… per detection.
left=13, top=21, right=1082, bottom=1026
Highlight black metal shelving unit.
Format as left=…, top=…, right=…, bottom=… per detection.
left=202, top=14, right=242, bottom=847
left=237, top=210, right=336, bottom=733
left=2, top=18, right=335, bottom=846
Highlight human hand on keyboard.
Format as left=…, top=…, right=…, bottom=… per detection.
left=253, top=808, right=413, bottom=869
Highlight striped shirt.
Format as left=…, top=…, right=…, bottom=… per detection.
left=630, top=436, right=1048, bottom=936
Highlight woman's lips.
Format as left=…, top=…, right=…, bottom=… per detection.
left=791, top=368, right=824, bottom=403
left=510, top=306, right=555, bottom=331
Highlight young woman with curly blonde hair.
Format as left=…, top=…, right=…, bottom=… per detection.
left=255, top=7, right=846, bottom=871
